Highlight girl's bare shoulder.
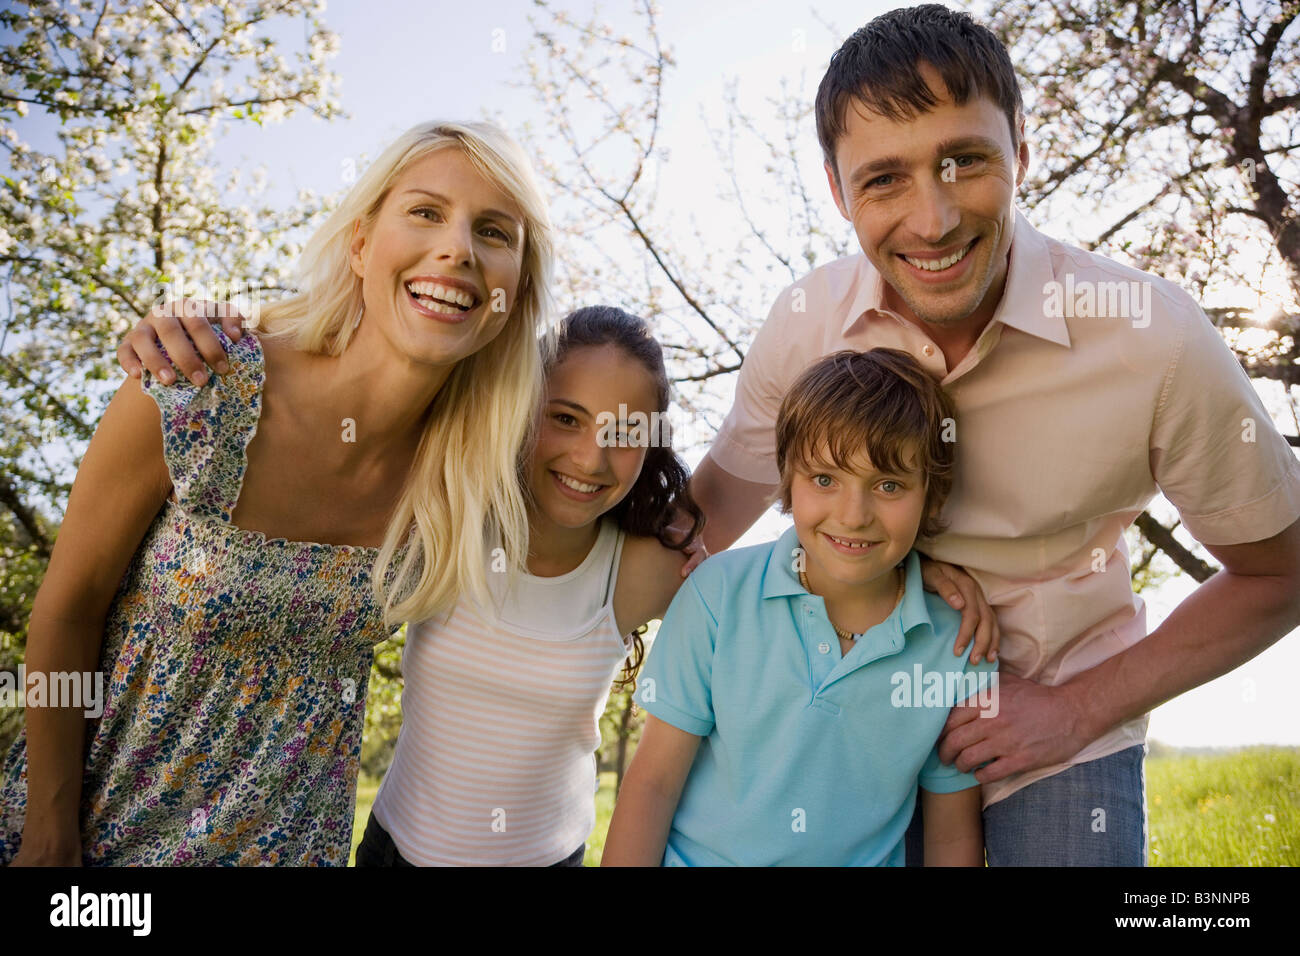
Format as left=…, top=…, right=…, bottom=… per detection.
left=614, top=531, right=691, bottom=634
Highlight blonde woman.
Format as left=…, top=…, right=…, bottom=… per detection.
left=0, top=121, right=554, bottom=866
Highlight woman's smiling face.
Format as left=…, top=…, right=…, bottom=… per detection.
left=348, top=146, right=526, bottom=370
left=527, top=344, right=659, bottom=532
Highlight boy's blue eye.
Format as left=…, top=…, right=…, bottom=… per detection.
left=879, top=480, right=901, bottom=494
left=813, top=475, right=833, bottom=488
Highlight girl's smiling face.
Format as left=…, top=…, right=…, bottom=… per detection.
left=528, top=344, right=660, bottom=531
left=348, top=147, right=526, bottom=370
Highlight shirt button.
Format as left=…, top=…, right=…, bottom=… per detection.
left=817, top=641, right=830, bottom=654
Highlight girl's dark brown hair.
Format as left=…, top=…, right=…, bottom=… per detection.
left=775, top=348, right=956, bottom=539
left=548, top=305, right=705, bottom=691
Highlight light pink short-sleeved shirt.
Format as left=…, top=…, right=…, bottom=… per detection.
left=711, top=208, right=1300, bottom=807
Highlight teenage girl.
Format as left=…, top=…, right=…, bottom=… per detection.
left=355, top=304, right=703, bottom=866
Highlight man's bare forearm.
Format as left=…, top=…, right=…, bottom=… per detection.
left=689, top=452, right=776, bottom=554
left=1065, top=555, right=1300, bottom=742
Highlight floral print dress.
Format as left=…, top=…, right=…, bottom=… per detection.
left=0, top=329, right=400, bottom=865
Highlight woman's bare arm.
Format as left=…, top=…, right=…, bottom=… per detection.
left=10, top=378, right=172, bottom=865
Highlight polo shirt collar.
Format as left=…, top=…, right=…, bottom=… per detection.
left=761, top=525, right=809, bottom=600
left=762, top=526, right=935, bottom=639
left=838, top=206, right=1071, bottom=349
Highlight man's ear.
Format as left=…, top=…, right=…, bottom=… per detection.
left=824, top=161, right=851, bottom=221
left=1014, top=118, right=1030, bottom=188
left=348, top=220, right=366, bottom=279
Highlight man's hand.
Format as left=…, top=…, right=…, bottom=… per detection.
left=117, top=300, right=244, bottom=386
left=937, top=671, right=1093, bottom=783
left=920, top=558, right=1000, bottom=664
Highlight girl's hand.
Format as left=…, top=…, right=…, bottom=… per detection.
left=679, top=537, right=708, bottom=577
left=665, top=508, right=707, bottom=577
left=117, top=301, right=244, bottom=387
left=919, top=558, right=999, bottom=664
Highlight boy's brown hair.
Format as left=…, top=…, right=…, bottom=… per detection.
left=775, top=348, right=956, bottom=539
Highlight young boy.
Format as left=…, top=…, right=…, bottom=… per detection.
left=602, top=348, right=997, bottom=866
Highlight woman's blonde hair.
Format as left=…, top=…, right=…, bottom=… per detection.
left=257, top=120, right=554, bottom=625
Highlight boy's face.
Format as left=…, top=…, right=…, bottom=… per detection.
left=824, top=61, right=1029, bottom=334
left=789, top=443, right=928, bottom=599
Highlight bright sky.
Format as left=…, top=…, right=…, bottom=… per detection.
left=15, top=0, right=1300, bottom=747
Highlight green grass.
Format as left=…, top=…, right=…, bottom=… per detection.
left=349, top=778, right=379, bottom=866
left=350, top=748, right=1300, bottom=866
left=584, top=772, right=618, bottom=866
left=1146, top=746, right=1299, bottom=866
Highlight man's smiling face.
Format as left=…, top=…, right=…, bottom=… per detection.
left=825, top=62, right=1030, bottom=334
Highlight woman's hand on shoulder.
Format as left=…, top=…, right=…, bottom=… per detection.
left=117, top=300, right=244, bottom=387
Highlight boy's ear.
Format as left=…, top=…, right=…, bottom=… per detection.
left=348, top=220, right=367, bottom=279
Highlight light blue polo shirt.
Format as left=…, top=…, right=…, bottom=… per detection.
left=638, top=525, right=998, bottom=866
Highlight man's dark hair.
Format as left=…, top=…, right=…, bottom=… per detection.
left=815, top=4, right=1024, bottom=183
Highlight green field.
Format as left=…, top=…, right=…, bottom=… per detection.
left=1146, top=747, right=1298, bottom=866
left=350, top=746, right=1300, bottom=866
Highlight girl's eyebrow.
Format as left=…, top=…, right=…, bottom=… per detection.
left=548, top=398, right=590, bottom=416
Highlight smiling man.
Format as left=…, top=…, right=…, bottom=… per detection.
left=689, top=4, right=1300, bottom=865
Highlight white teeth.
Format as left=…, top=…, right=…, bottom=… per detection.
left=556, top=473, right=601, bottom=494
left=420, top=299, right=464, bottom=315
left=903, top=241, right=973, bottom=272
left=829, top=535, right=875, bottom=549
left=406, top=280, right=477, bottom=309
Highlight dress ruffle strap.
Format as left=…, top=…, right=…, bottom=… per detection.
left=142, top=328, right=264, bottom=523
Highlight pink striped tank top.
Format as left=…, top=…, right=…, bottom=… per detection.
left=371, top=519, right=630, bottom=865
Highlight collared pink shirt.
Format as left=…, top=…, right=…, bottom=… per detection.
left=711, top=208, right=1300, bottom=807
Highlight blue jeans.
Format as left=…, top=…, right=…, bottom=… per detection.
left=354, top=812, right=585, bottom=867
left=905, top=744, right=1147, bottom=866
